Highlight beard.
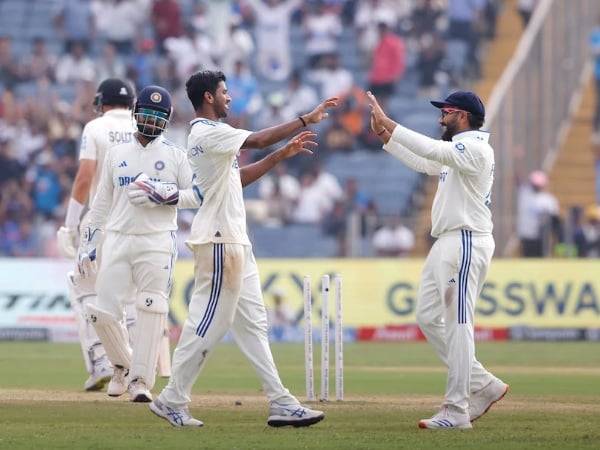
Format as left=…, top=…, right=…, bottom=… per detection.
left=441, top=122, right=458, bottom=141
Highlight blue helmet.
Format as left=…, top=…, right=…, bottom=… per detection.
left=134, top=85, right=173, bottom=138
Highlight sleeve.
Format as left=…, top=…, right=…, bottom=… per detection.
left=88, top=150, right=114, bottom=230
left=383, top=139, right=442, bottom=176
left=78, top=122, right=98, bottom=161
left=390, top=125, right=485, bottom=175
left=192, top=123, right=252, bottom=156
left=175, top=152, right=203, bottom=209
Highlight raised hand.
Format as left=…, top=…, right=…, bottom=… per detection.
left=366, top=91, right=386, bottom=123
left=303, top=97, right=339, bottom=124
left=280, top=131, right=318, bottom=159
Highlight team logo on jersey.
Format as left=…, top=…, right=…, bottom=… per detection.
left=150, top=92, right=162, bottom=103
left=118, top=161, right=127, bottom=168
left=155, top=160, right=165, bottom=170
left=145, top=298, right=153, bottom=307
left=454, top=142, right=466, bottom=153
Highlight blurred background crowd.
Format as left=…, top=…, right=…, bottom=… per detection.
left=0, top=0, right=598, bottom=259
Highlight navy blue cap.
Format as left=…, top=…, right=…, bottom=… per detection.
left=431, top=91, right=485, bottom=118
left=135, top=85, right=172, bottom=114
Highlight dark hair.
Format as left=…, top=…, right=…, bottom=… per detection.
left=185, top=70, right=227, bottom=111
left=468, top=114, right=485, bottom=129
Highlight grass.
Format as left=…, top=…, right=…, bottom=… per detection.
left=0, top=342, right=599, bottom=449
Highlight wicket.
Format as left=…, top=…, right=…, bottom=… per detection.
left=303, top=274, right=344, bottom=402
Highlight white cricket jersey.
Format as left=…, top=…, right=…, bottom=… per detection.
left=185, top=118, right=252, bottom=247
left=384, top=127, right=494, bottom=238
left=89, top=134, right=194, bottom=234
left=79, top=109, right=136, bottom=203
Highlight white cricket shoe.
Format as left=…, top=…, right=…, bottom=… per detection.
left=107, top=366, right=129, bottom=397
left=267, top=401, right=325, bottom=427
left=418, top=405, right=472, bottom=430
left=84, top=356, right=113, bottom=392
left=128, top=377, right=153, bottom=403
left=469, top=378, right=509, bottom=422
left=149, top=399, right=203, bottom=427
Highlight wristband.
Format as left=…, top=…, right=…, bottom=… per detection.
left=299, top=116, right=307, bottom=127
left=65, top=198, right=85, bottom=229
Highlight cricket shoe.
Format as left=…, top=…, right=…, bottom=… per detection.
left=128, top=377, right=152, bottom=402
left=107, top=366, right=129, bottom=397
left=84, top=355, right=113, bottom=392
left=267, top=401, right=325, bottom=428
left=418, top=405, right=472, bottom=430
left=149, top=399, right=203, bottom=427
left=469, top=378, right=509, bottom=422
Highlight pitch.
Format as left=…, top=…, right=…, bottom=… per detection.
left=1, top=342, right=599, bottom=449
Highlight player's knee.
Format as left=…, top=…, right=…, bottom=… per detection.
left=136, top=291, right=169, bottom=315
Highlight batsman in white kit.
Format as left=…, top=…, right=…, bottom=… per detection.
left=78, top=85, right=202, bottom=402
left=369, top=91, right=509, bottom=430
left=56, top=78, right=136, bottom=391
left=148, top=70, right=338, bottom=428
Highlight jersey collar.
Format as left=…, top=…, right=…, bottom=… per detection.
left=452, top=130, right=490, bottom=143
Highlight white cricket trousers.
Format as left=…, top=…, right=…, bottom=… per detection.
left=416, top=230, right=496, bottom=414
left=159, top=242, right=297, bottom=409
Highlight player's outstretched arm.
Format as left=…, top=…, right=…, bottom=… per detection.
left=240, top=131, right=317, bottom=187
left=242, top=98, right=338, bottom=149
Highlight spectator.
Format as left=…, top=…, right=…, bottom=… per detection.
left=355, top=0, right=399, bottom=56
left=128, top=38, right=158, bottom=88
left=577, top=205, right=600, bottom=257
left=0, top=36, right=20, bottom=89
left=517, top=0, right=539, bottom=28
left=590, top=18, right=600, bottom=132
left=322, top=200, right=348, bottom=256
left=21, top=38, right=57, bottom=83
left=95, top=43, right=127, bottom=83
left=94, top=0, right=148, bottom=55
left=258, top=162, right=300, bottom=211
left=312, top=162, right=344, bottom=211
left=220, top=18, right=255, bottom=74
left=293, top=171, right=330, bottom=224
left=55, top=41, right=95, bottom=85
left=446, top=0, right=486, bottom=82
left=303, top=1, right=343, bottom=67
left=53, top=0, right=95, bottom=49
left=516, top=170, right=561, bottom=257
left=372, top=216, right=415, bottom=257
left=226, top=60, right=263, bottom=127
left=151, top=0, right=183, bottom=50
left=281, top=70, right=319, bottom=121
left=309, top=53, right=353, bottom=99
left=368, top=23, right=406, bottom=106
left=256, top=92, right=288, bottom=130
left=245, top=0, right=301, bottom=81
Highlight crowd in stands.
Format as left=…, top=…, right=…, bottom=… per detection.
left=10, top=0, right=590, bottom=259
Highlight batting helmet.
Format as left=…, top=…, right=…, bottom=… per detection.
left=133, top=85, right=173, bottom=138
left=93, top=78, right=135, bottom=113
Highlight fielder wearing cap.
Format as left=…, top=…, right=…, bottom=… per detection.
left=368, top=90, right=509, bottom=430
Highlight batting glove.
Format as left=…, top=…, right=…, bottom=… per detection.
left=77, top=226, right=102, bottom=278
left=127, top=173, right=179, bottom=208
left=57, top=226, right=78, bottom=258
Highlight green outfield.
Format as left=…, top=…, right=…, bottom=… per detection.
left=1, top=341, right=599, bottom=449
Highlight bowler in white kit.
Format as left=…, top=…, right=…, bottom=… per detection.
left=78, top=85, right=202, bottom=402
left=368, top=91, right=509, bottom=429
left=148, top=70, right=338, bottom=428
left=56, top=78, right=136, bottom=391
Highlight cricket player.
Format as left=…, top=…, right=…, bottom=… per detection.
left=148, top=70, right=337, bottom=428
left=78, top=85, right=202, bottom=402
left=57, top=78, right=136, bottom=391
left=368, top=91, right=509, bottom=429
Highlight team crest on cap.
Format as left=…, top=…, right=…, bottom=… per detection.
left=155, top=160, right=165, bottom=170
left=150, top=92, right=162, bottom=103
